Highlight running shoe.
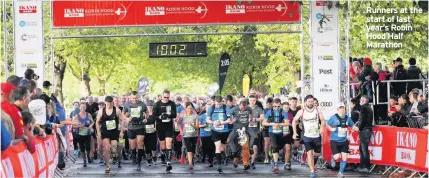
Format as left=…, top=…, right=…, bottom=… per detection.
left=99, top=157, right=104, bottom=164
left=310, top=172, right=317, bottom=178
left=118, top=161, right=122, bottom=168
left=264, top=159, right=269, bottom=164
left=188, top=164, right=193, bottom=170
left=136, top=163, right=141, bottom=171
left=180, top=156, right=185, bottom=165
left=330, top=157, right=336, bottom=168
left=217, top=166, right=223, bottom=173
left=337, top=172, right=344, bottom=178
left=285, top=162, right=291, bottom=171
left=251, top=163, right=256, bottom=169
left=244, top=165, right=250, bottom=170
left=166, top=162, right=172, bottom=172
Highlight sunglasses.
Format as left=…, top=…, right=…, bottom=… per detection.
left=164, top=97, right=169, bottom=99
left=274, top=106, right=281, bottom=108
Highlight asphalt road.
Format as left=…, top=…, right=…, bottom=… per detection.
left=62, top=157, right=380, bottom=178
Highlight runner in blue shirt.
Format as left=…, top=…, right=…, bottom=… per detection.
left=326, top=103, right=359, bottom=178
left=206, top=96, right=231, bottom=173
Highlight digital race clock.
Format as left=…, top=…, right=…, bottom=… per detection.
left=149, top=42, right=208, bottom=58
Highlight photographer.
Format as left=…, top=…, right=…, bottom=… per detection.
left=20, top=69, right=39, bottom=87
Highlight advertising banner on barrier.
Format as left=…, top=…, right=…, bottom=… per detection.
left=1, top=134, right=59, bottom=178
left=322, top=126, right=428, bottom=173
left=14, top=0, right=44, bottom=87
left=52, top=1, right=301, bottom=27
left=310, top=1, right=340, bottom=118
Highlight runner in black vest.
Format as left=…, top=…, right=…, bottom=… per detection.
left=153, top=89, right=177, bottom=172
left=96, top=96, right=125, bottom=174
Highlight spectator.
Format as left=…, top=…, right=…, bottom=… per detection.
left=6, top=75, right=22, bottom=87
left=407, top=58, right=425, bottom=94
left=1, top=121, right=12, bottom=151
left=357, top=58, right=378, bottom=102
left=350, top=61, right=362, bottom=97
left=12, top=86, right=31, bottom=112
left=19, top=68, right=39, bottom=87
left=389, top=94, right=410, bottom=127
left=21, top=111, right=36, bottom=153
left=85, top=96, right=98, bottom=115
left=28, top=80, right=37, bottom=95
left=350, top=98, right=360, bottom=123
left=356, top=95, right=373, bottom=173
left=392, top=58, right=408, bottom=97
left=1, top=82, right=24, bottom=138
left=389, top=96, right=398, bottom=113
left=42, top=81, right=52, bottom=93
left=1, top=110, right=15, bottom=139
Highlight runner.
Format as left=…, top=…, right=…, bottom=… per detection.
left=199, top=103, right=215, bottom=167
left=288, top=97, right=303, bottom=164
left=263, top=98, right=289, bottom=173
left=228, top=100, right=254, bottom=170
left=153, top=89, right=177, bottom=172
left=178, top=102, right=200, bottom=170
left=143, top=100, right=157, bottom=166
left=95, top=96, right=125, bottom=174
left=206, top=96, right=231, bottom=173
left=248, top=95, right=264, bottom=169
left=73, top=102, right=94, bottom=167
left=292, top=95, right=325, bottom=178
left=327, top=103, right=359, bottom=178
left=122, top=91, right=149, bottom=171
left=93, top=101, right=105, bottom=164
left=281, top=102, right=294, bottom=171
left=263, top=97, right=274, bottom=164
left=174, top=96, right=184, bottom=162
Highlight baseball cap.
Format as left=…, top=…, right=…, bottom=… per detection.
left=43, top=81, right=52, bottom=88
left=1, top=82, right=16, bottom=95
left=337, top=103, right=346, bottom=109
left=28, top=99, right=47, bottom=125
left=105, top=96, right=113, bottom=102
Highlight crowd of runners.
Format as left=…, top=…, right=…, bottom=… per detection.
left=69, top=89, right=366, bottom=178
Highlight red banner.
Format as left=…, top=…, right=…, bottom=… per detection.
left=1, top=135, right=59, bottom=178
left=52, top=1, right=301, bottom=27
left=322, top=126, right=428, bottom=173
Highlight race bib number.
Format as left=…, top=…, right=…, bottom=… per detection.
left=106, top=120, right=116, bottom=130
left=272, top=125, right=282, bottom=133
left=130, top=108, right=140, bottom=118
left=162, top=118, right=171, bottom=123
left=217, top=113, right=225, bottom=121
left=214, top=124, right=224, bottom=131
left=204, top=125, right=211, bottom=132
left=78, top=127, right=89, bottom=136
left=283, top=126, right=289, bottom=135
left=338, top=127, right=347, bottom=137
left=174, top=123, right=180, bottom=131
left=238, top=137, right=247, bottom=146
left=145, top=124, right=156, bottom=133
left=249, top=122, right=258, bottom=128
left=184, top=124, right=195, bottom=133
left=119, top=138, right=125, bottom=144
left=166, top=106, right=171, bottom=115
left=305, top=125, right=318, bottom=136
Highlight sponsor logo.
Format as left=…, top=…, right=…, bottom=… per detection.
left=20, top=50, right=38, bottom=55
left=396, top=132, right=417, bottom=148
left=21, top=34, right=37, bottom=41
left=349, top=145, right=383, bottom=160
left=19, top=21, right=26, bottom=27
left=319, top=102, right=332, bottom=107
left=145, top=6, right=165, bottom=16
left=19, top=5, right=37, bottom=13
left=19, top=20, right=38, bottom=27
left=396, top=148, right=416, bottom=164
left=64, top=8, right=84, bottom=18
left=316, top=13, right=323, bottom=19
left=318, top=55, right=333, bottom=60
left=319, top=69, right=333, bottom=74
left=225, top=5, right=245, bottom=14
left=320, top=84, right=332, bottom=92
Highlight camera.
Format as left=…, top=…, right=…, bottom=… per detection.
left=32, top=73, right=39, bottom=80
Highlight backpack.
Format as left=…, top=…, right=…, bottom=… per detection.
left=334, top=114, right=348, bottom=128
left=210, top=104, right=227, bottom=118
left=268, top=108, right=284, bottom=123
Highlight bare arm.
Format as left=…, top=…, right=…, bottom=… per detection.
left=72, top=115, right=79, bottom=128
left=96, top=111, right=102, bottom=135
left=88, top=114, right=94, bottom=128
left=193, top=118, right=200, bottom=129
left=292, top=110, right=302, bottom=135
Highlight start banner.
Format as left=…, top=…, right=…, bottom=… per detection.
left=322, top=126, right=428, bottom=173
left=52, top=1, right=301, bottom=27
left=1, top=134, right=59, bottom=178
